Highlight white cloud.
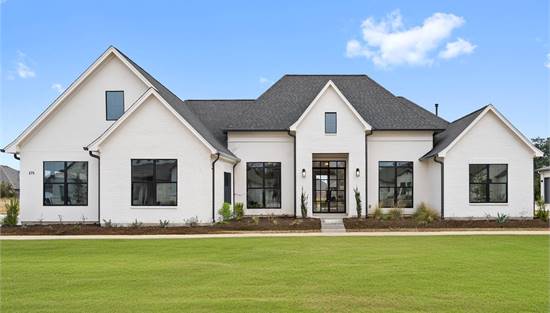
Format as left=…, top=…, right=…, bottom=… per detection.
left=545, top=53, right=550, bottom=69
left=259, top=77, right=271, bottom=84
left=346, top=10, right=474, bottom=67
left=439, top=38, right=476, bottom=59
left=14, top=51, right=36, bottom=78
left=51, top=83, right=63, bottom=93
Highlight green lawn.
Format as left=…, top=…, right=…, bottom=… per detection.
left=1, top=236, right=548, bottom=313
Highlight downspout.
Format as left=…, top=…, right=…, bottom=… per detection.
left=84, top=147, right=100, bottom=224
left=211, top=153, right=220, bottom=223
left=0, top=149, right=20, bottom=160
left=365, top=131, right=373, bottom=218
left=287, top=130, right=296, bottom=217
left=433, top=156, right=444, bottom=219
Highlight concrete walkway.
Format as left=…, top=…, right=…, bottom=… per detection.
left=0, top=230, right=548, bottom=240
left=320, top=218, right=346, bottom=233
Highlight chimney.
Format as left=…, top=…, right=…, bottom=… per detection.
left=435, top=103, right=439, bottom=116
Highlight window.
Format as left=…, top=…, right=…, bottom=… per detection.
left=469, top=164, right=508, bottom=203
left=43, top=161, right=88, bottom=206
left=247, top=162, right=281, bottom=208
left=224, top=172, right=232, bottom=204
left=378, top=161, right=413, bottom=208
left=106, top=91, right=124, bottom=120
left=544, top=178, right=550, bottom=204
left=131, top=159, right=177, bottom=206
left=325, top=112, right=337, bottom=134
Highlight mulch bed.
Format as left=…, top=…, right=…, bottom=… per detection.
left=344, top=218, right=550, bottom=231
left=0, top=217, right=321, bottom=236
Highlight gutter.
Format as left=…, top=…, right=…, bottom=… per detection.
left=287, top=130, right=296, bottom=217
left=365, top=131, right=373, bottom=217
left=83, top=147, right=101, bottom=224
left=433, top=156, right=444, bottom=219
left=211, top=153, right=221, bottom=223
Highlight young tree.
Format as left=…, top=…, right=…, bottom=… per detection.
left=533, top=137, right=550, bottom=199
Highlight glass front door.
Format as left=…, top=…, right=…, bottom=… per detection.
left=312, top=160, right=346, bottom=213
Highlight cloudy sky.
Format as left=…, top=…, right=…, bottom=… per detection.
left=1, top=0, right=548, bottom=168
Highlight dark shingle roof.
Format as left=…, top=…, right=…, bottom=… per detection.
left=420, top=105, right=488, bottom=160
left=115, top=48, right=236, bottom=158
left=186, top=100, right=256, bottom=144
left=230, top=75, right=449, bottom=130
left=0, top=165, right=19, bottom=190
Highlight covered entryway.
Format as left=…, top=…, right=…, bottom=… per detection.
left=312, top=160, right=346, bottom=213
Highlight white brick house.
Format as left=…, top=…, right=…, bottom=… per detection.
left=2, top=47, right=543, bottom=224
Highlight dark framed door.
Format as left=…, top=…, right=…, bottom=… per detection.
left=312, top=160, right=346, bottom=213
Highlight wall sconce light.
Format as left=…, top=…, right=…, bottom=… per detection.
left=302, top=169, right=306, bottom=177
left=356, top=168, right=360, bottom=177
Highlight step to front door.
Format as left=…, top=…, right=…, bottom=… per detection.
left=320, top=218, right=346, bottom=233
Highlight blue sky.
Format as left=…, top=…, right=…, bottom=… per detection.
left=1, top=0, right=548, bottom=169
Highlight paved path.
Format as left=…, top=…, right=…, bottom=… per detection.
left=1, top=230, right=548, bottom=240
left=320, top=218, right=346, bottom=233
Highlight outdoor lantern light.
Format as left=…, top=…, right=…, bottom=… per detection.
left=302, top=169, right=306, bottom=177
left=356, top=168, right=360, bottom=177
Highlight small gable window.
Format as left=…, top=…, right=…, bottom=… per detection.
left=106, top=91, right=124, bottom=120
left=325, top=112, right=337, bottom=134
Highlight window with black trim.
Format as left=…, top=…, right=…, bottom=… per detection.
left=469, top=164, right=508, bottom=203
left=224, top=172, right=232, bottom=204
left=247, top=162, right=281, bottom=208
left=325, top=112, right=337, bottom=134
left=43, top=161, right=88, bottom=206
left=106, top=90, right=124, bottom=120
left=378, top=161, right=413, bottom=208
left=131, top=159, right=177, bottom=206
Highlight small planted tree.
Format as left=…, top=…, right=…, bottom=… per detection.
left=234, top=202, right=244, bottom=219
left=3, top=198, right=19, bottom=226
left=353, top=187, right=362, bottom=218
left=301, top=188, right=308, bottom=218
left=218, top=202, right=232, bottom=221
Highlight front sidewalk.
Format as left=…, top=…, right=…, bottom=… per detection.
left=1, top=230, right=548, bottom=240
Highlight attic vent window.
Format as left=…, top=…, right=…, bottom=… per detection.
left=106, top=91, right=124, bottom=120
left=325, top=112, right=337, bottom=134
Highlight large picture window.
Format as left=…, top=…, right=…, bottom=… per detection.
left=378, top=161, right=413, bottom=208
left=131, top=159, right=177, bottom=206
left=43, top=161, right=88, bottom=206
left=247, top=162, right=281, bottom=208
left=469, top=164, right=508, bottom=203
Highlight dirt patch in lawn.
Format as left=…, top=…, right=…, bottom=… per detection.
left=0, top=217, right=321, bottom=236
left=343, top=218, right=550, bottom=231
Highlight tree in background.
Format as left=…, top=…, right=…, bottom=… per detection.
left=0, top=182, right=15, bottom=198
left=533, top=137, right=550, bottom=199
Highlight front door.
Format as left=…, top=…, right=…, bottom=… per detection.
left=312, top=160, right=346, bottom=213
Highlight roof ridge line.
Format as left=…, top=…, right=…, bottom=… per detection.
left=449, top=105, right=489, bottom=124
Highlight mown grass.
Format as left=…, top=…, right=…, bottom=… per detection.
left=1, top=236, right=548, bottom=312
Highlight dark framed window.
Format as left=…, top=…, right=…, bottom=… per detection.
left=469, top=164, right=508, bottom=203
left=131, top=159, right=177, bottom=206
left=325, top=112, right=337, bottom=134
left=544, top=178, right=550, bottom=204
left=378, top=161, right=413, bottom=208
left=247, top=162, right=281, bottom=208
left=43, top=161, right=88, bottom=206
left=224, top=172, right=232, bottom=204
left=106, top=90, right=124, bottom=120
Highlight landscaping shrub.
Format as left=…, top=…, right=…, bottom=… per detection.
left=102, top=219, right=113, bottom=227
left=372, top=205, right=383, bottom=220
left=2, top=198, right=19, bottom=226
left=301, top=188, right=308, bottom=218
left=218, top=202, right=232, bottom=221
left=234, top=202, right=244, bottom=219
left=388, top=207, right=402, bottom=220
left=353, top=187, right=362, bottom=218
left=496, top=212, right=509, bottom=224
left=535, top=199, right=549, bottom=221
left=159, top=220, right=170, bottom=228
left=131, top=219, right=143, bottom=228
left=413, top=202, right=440, bottom=224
